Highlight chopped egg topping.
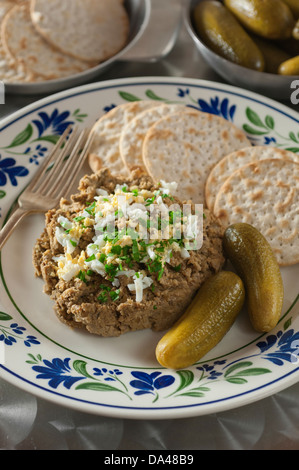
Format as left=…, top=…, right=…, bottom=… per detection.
left=52, top=181, right=202, bottom=303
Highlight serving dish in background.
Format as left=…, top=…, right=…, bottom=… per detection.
left=4, top=0, right=182, bottom=96
left=184, top=0, right=299, bottom=100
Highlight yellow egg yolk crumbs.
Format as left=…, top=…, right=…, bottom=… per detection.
left=52, top=181, right=202, bottom=303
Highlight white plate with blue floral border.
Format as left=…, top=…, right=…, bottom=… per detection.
left=0, top=77, right=299, bottom=420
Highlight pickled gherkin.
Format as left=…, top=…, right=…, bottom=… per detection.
left=155, top=271, right=245, bottom=369
left=193, top=0, right=264, bottom=71
left=279, top=54, right=299, bottom=74
left=223, top=223, right=284, bottom=333
left=224, top=0, right=295, bottom=39
left=251, top=36, right=290, bottom=73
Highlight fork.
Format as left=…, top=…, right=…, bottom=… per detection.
left=0, top=125, right=94, bottom=251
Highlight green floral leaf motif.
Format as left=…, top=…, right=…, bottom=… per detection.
left=265, top=115, right=275, bottom=130
left=118, top=91, right=141, bottom=102
left=284, top=317, right=292, bottom=330
left=224, top=363, right=271, bottom=383
left=243, top=124, right=268, bottom=135
left=285, top=147, right=299, bottom=153
left=0, top=190, right=5, bottom=199
left=179, top=391, right=206, bottom=397
left=0, top=312, right=12, bottom=321
left=224, top=361, right=253, bottom=377
left=178, top=385, right=210, bottom=397
left=4, top=123, right=33, bottom=149
left=175, top=370, right=194, bottom=392
left=226, top=377, right=247, bottom=384
left=73, top=360, right=94, bottom=379
left=72, top=109, right=88, bottom=122
left=26, top=353, right=42, bottom=364
left=289, top=131, right=299, bottom=143
left=33, top=135, right=60, bottom=145
left=246, top=108, right=267, bottom=128
left=189, top=386, right=210, bottom=392
left=145, top=89, right=165, bottom=101
left=232, top=367, right=271, bottom=377
left=76, top=381, right=126, bottom=394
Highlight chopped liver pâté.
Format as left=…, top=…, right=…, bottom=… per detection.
left=33, top=169, right=225, bottom=337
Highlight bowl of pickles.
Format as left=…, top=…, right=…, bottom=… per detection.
left=185, top=0, right=299, bottom=100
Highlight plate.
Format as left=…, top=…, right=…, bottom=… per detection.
left=0, top=77, right=299, bottom=420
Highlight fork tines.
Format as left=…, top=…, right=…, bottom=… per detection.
left=30, top=126, right=93, bottom=199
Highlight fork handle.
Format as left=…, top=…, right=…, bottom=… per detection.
left=0, top=207, right=30, bottom=251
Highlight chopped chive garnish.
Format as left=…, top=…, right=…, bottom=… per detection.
left=99, top=253, right=106, bottom=263
left=110, top=245, right=122, bottom=255
left=110, top=289, right=120, bottom=301
left=173, top=264, right=181, bottom=272
left=98, top=292, right=108, bottom=303
left=85, top=201, right=96, bottom=214
left=132, top=240, right=140, bottom=261
left=100, top=284, right=111, bottom=291
left=157, top=268, right=164, bottom=281
left=145, top=196, right=155, bottom=206
left=77, top=270, right=87, bottom=283
left=86, top=254, right=96, bottom=262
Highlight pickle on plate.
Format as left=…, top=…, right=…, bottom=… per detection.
left=223, top=223, right=284, bottom=333
left=193, top=0, right=264, bottom=71
left=155, top=271, right=245, bottom=370
left=224, top=0, right=295, bottom=39
left=279, top=54, right=299, bottom=74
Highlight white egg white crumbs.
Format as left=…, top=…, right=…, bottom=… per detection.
left=51, top=180, right=202, bottom=303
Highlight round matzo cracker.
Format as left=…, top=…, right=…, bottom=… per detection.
left=0, top=0, right=29, bottom=82
left=88, top=101, right=161, bottom=176
left=205, top=146, right=299, bottom=211
left=30, top=0, right=129, bottom=63
left=142, top=109, right=251, bottom=204
left=213, top=158, right=299, bottom=266
left=120, top=104, right=186, bottom=172
left=2, top=2, right=92, bottom=80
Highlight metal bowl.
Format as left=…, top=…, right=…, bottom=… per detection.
left=184, top=0, right=299, bottom=100
left=5, top=0, right=182, bottom=96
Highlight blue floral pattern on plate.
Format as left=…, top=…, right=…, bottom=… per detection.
left=0, top=107, right=87, bottom=195
left=20, top=317, right=299, bottom=403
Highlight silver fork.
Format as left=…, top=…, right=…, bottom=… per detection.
left=0, top=125, right=94, bottom=250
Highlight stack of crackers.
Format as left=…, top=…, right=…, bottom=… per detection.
left=88, top=101, right=299, bottom=265
left=0, top=0, right=129, bottom=83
